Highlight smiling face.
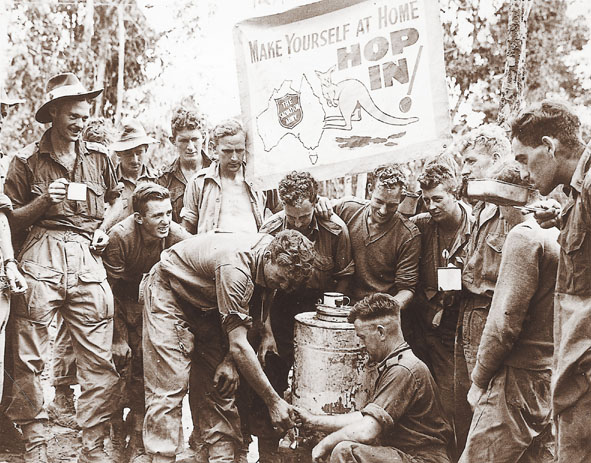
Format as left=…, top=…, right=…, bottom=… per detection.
left=117, top=145, right=147, bottom=179
left=284, top=199, right=315, bottom=234
left=136, top=198, right=173, bottom=240
left=422, top=183, right=458, bottom=223
left=216, top=132, right=246, bottom=175
left=512, top=138, right=557, bottom=196
left=50, top=99, right=91, bottom=143
left=369, top=184, right=402, bottom=225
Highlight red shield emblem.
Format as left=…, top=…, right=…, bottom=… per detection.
left=275, top=93, right=303, bottom=129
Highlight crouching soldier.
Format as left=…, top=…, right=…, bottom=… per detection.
left=102, top=183, right=191, bottom=462
left=142, top=229, right=321, bottom=462
left=295, top=293, right=452, bottom=463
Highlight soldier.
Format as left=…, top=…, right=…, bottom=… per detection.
left=181, top=118, right=280, bottom=234
left=142, top=230, right=319, bottom=462
left=511, top=100, right=591, bottom=462
left=0, top=87, right=27, bottom=453
left=102, top=182, right=191, bottom=462
left=295, top=293, right=452, bottom=463
left=255, top=171, right=354, bottom=459
left=4, top=73, right=121, bottom=463
left=408, top=161, right=472, bottom=459
left=102, top=118, right=159, bottom=230
left=460, top=164, right=557, bottom=462
left=157, top=107, right=211, bottom=223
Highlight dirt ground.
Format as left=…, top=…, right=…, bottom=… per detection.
left=0, top=322, right=260, bottom=463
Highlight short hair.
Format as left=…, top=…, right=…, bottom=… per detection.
left=278, top=171, right=319, bottom=206
left=459, top=124, right=511, bottom=161
left=511, top=100, right=583, bottom=157
left=83, top=117, right=116, bottom=145
left=370, top=164, right=407, bottom=190
left=418, top=162, right=459, bottom=196
left=170, top=107, right=206, bottom=140
left=348, top=293, right=400, bottom=323
left=132, top=182, right=170, bottom=215
left=490, top=161, right=530, bottom=187
left=266, top=229, right=320, bottom=287
left=211, top=119, right=246, bottom=147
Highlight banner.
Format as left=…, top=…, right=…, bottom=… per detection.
left=234, top=0, right=451, bottom=190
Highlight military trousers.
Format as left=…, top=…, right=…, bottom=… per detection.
left=6, top=227, right=119, bottom=430
left=142, top=266, right=241, bottom=460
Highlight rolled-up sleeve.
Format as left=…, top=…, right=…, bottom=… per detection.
left=0, top=194, right=12, bottom=212
left=394, top=233, right=421, bottom=293
left=361, top=366, right=416, bottom=430
left=215, top=264, right=254, bottom=333
left=181, top=176, right=200, bottom=227
left=103, top=228, right=127, bottom=281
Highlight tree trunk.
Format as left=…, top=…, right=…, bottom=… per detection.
left=115, top=3, right=125, bottom=125
left=497, top=0, right=534, bottom=128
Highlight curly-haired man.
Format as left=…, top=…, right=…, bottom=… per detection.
left=142, top=229, right=320, bottom=463
left=157, top=107, right=211, bottom=222
left=332, top=164, right=421, bottom=307
left=254, top=171, right=354, bottom=459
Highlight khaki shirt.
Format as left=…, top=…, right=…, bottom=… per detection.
left=156, top=232, right=273, bottom=333
left=181, top=162, right=280, bottom=234
left=5, top=129, right=119, bottom=237
left=361, top=344, right=452, bottom=463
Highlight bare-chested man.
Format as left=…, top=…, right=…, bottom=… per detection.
left=181, top=119, right=279, bottom=234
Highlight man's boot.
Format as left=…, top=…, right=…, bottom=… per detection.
left=48, top=385, right=79, bottom=429
left=21, top=420, right=49, bottom=463
left=78, top=422, right=113, bottom=463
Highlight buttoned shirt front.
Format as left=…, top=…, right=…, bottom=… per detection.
left=181, top=162, right=280, bottom=234
left=156, top=232, right=273, bottom=333
left=115, top=163, right=158, bottom=219
left=157, top=158, right=189, bottom=223
left=5, top=128, right=119, bottom=237
left=461, top=202, right=510, bottom=303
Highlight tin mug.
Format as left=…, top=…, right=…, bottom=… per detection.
left=323, top=292, right=350, bottom=307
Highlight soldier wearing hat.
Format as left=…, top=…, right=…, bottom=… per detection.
left=4, top=73, right=121, bottom=463
left=100, top=118, right=159, bottom=231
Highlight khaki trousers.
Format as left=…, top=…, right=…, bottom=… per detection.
left=6, top=227, right=119, bottom=430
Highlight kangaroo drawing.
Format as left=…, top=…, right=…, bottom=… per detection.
left=315, top=66, right=419, bottom=130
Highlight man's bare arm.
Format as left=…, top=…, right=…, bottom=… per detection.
left=10, top=178, right=68, bottom=232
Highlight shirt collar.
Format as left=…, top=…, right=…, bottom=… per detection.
left=570, top=141, right=591, bottom=194
left=116, top=163, right=150, bottom=184
left=377, top=342, right=412, bottom=373
left=38, top=128, right=87, bottom=159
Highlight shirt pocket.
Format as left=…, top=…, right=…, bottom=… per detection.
left=558, top=230, right=591, bottom=294
left=481, top=233, right=506, bottom=282
left=84, top=181, right=106, bottom=219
